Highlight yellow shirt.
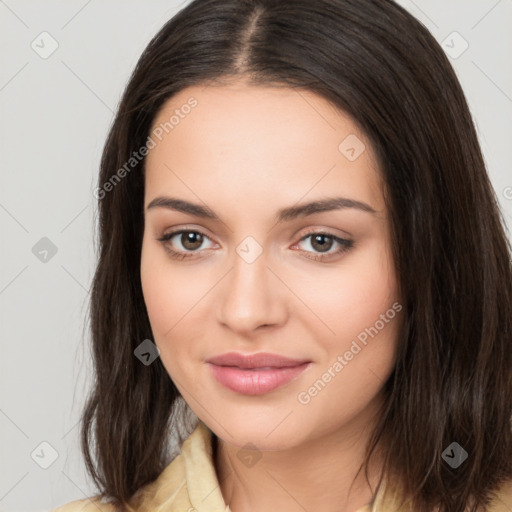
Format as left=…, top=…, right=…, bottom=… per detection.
left=53, top=419, right=512, bottom=512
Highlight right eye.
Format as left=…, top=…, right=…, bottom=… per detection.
left=157, top=229, right=217, bottom=260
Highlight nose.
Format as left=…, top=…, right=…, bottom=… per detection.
left=216, top=247, right=288, bottom=335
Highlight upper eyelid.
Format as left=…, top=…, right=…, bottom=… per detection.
left=160, top=227, right=216, bottom=243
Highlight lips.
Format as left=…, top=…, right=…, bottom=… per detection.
left=206, top=352, right=310, bottom=369
left=206, top=352, right=312, bottom=395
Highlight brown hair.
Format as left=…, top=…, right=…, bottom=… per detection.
left=81, top=0, right=512, bottom=510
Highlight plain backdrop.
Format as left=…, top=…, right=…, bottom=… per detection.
left=1, top=1, right=511, bottom=510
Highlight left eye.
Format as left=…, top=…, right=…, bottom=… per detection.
left=293, top=232, right=354, bottom=259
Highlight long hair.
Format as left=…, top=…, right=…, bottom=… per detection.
left=81, top=1, right=512, bottom=510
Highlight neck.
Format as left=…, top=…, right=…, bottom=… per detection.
left=213, top=404, right=385, bottom=512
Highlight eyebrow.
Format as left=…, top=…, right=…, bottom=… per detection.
left=146, top=196, right=377, bottom=223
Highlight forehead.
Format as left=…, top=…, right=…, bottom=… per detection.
left=144, top=82, right=385, bottom=216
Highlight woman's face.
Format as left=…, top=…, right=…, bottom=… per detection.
left=141, top=82, right=402, bottom=449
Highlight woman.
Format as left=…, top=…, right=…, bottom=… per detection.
left=54, top=0, right=512, bottom=511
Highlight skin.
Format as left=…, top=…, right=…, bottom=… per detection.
left=140, top=81, right=402, bottom=512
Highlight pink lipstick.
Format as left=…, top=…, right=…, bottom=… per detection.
left=206, top=352, right=311, bottom=395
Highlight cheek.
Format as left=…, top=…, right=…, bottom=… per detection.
left=293, top=243, right=401, bottom=428
left=296, top=298, right=401, bottom=437
left=140, top=259, right=175, bottom=338
left=140, top=241, right=199, bottom=368
left=141, top=238, right=199, bottom=337
left=291, top=239, right=399, bottom=351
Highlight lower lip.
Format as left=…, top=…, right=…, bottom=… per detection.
left=207, top=362, right=311, bottom=395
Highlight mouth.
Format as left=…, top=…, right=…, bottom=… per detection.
left=206, top=351, right=311, bottom=369
left=206, top=360, right=311, bottom=395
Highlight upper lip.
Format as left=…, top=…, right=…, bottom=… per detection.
left=206, top=352, right=311, bottom=369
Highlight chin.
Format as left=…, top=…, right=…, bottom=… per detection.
left=203, top=412, right=307, bottom=451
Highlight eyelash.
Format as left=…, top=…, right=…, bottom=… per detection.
left=157, top=229, right=354, bottom=262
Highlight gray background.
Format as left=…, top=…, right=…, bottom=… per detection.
left=1, top=1, right=511, bottom=510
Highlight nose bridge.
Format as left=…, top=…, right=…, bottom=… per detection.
left=216, top=238, right=286, bottom=332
